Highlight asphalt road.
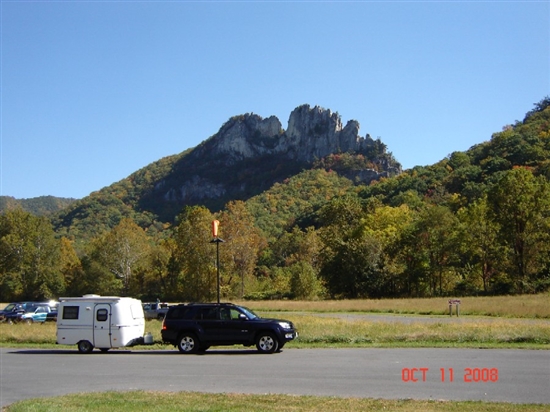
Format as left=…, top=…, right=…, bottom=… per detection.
left=1, top=347, right=549, bottom=407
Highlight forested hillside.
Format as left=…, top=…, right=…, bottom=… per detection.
left=1, top=99, right=549, bottom=302
left=51, top=105, right=399, bottom=241
left=0, top=196, right=76, bottom=216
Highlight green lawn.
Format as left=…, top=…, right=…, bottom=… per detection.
left=5, top=391, right=549, bottom=412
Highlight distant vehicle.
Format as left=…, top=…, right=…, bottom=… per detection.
left=19, top=306, right=52, bottom=324
left=142, top=301, right=169, bottom=320
left=161, top=302, right=298, bottom=354
left=56, top=295, right=149, bottom=354
left=46, top=309, right=58, bottom=322
left=0, top=302, right=34, bottom=322
left=1, top=301, right=58, bottom=324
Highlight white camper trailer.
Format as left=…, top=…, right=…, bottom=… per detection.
left=56, top=295, right=146, bottom=353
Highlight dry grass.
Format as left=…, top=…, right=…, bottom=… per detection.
left=1, top=295, right=548, bottom=350
left=236, top=294, right=550, bottom=318
left=1, top=313, right=548, bottom=350
left=284, top=314, right=550, bottom=347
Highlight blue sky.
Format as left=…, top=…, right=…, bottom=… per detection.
left=1, top=0, right=549, bottom=200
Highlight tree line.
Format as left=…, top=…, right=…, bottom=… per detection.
left=1, top=164, right=549, bottom=303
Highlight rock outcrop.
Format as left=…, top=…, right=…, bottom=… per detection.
left=147, top=104, right=401, bottom=213
left=191, top=104, right=376, bottom=165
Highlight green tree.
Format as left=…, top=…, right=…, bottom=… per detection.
left=488, top=168, right=550, bottom=292
left=218, top=201, right=266, bottom=298
left=289, top=261, right=325, bottom=300
left=173, top=206, right=216, bottom=301
left=141, top=239, right=174, bottom=300
left=91, top=218, right=151, bottom=295
left=456, top=196, right=503, bottom=293
left=320, top=231, right=383, bottom=298
left=59, top=237, right=84, bottom=296
left=359, top=204, right=413, bottom=296
left=401, top=205, right=459, bottom=296
left=0, top=209, right=64, bottom=300
left=319, top=195, right=400, bottom=298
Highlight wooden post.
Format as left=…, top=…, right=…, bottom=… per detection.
left=448, top=299, right=461, bottom=316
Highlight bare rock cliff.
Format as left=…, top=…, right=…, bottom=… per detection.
left=152, top=104, right=399, bottom=212
left=192, top=105, right=375, bottom=165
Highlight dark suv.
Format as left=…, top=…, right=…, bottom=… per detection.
left=161, top=303, right=297, bottom=354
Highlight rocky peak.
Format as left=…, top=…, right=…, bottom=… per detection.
left=155, top=104, right=400, bottom=212
left=281, top=104, right=373, bottom=161
left=198, top=104, right=375, bottom=164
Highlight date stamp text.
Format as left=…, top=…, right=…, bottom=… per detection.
left=401, top=367, right=499, bottom=382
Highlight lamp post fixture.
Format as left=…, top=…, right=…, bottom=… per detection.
left=210, top=220, right=225, bottom=304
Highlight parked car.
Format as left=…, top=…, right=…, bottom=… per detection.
left=46, top=308, right=58, bottom=322
left=142, top=301, right=169, bottom=320
left=19, top=306, right=52, bottom=323
left=1, top=301, right=58, bottom=324
left=0, top=302, right=34, bottom=322
left=0, top=302, right=29, bottom=322
left=161, top=302, right=297, bottom=354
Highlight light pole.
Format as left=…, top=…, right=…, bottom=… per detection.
left=210, top=220, right=225, bottom=304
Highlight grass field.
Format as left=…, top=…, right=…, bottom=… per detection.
left=1, top=315, right=549, bottom=350
left=236, top=293, right=550, bottom=318
left=4, top=391, right=550, bottom=412
left=1, top=295, right=549, bottom=350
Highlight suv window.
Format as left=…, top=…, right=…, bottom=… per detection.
left=166, top=306, right=194, bottom=320
left=196, top=307, right=218, bottom=320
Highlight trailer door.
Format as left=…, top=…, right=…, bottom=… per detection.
left=93, top=304, right=112, bottom=349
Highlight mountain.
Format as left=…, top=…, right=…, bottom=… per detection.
left=0, top=196, right=76, bottom=216
left=360, top=97, right=550, bottom=207
left=53, top=104, right=401, bottom=239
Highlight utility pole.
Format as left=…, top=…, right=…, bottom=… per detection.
left=210, top=220, right=225, bottom=304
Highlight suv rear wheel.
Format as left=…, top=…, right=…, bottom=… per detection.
left=256, top=332, right=279, bottom=354
left=177, top=333, right=199, bottom=354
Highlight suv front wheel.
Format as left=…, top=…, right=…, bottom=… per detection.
left=177, top=333, right=199, bottom=354
left=256, top=332, right=279, bottom=354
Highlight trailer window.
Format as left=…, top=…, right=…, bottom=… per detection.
left=62, top=306, right=79, bottom=320
left=96, top=309, right=109, bottom=322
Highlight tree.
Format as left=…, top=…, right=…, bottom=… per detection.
left=173, top=206, right=216, bottom=301
left=218, top=201, right=266, bottom=298
left=59, top=237, right=84, bottom=296
left=456, top=196, right=503, bottom=293
left=142, top=239, right=174, bottom=300
left=0, top=209, right=64, bottom=300
left=320, top=231, right=383, bottom=298
left=91, top=218, right=150, bottom=295
left=488, top=168, right=550, bottom=292
left=289, top=261, right=324, bottom=300
left=358, top=204, right=413, bottom=296
left=401, top=205, right=460, bottom=296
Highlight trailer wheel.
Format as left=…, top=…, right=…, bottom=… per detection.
left=77, top=340, right=94, bottom=354
left=177, top=333, right=199, bottom=354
